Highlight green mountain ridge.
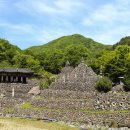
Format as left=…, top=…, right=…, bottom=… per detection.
left=113, top=36, right=130, bottom=48
left=1, top=34, right=130, bottom=86
left=27, top=34, right=111, bottom=55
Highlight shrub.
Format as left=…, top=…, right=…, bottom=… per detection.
left=96, top=76, right=112, bottom=93
left=39, top=79, right=49, bottom=89
left=39, top=73, right=55, bottom=89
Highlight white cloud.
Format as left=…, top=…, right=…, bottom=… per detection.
left=92, top=26, right=130, bottom=44
left=83, top=0, right=130, bottom=26
left=15, top=0, right=85, bottom=16
left=82, top=0, right=130, bottom=44
left=0, top=22, right=35, bottom=34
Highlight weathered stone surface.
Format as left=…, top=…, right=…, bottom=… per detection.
left=40, top=89, right=97, bottom=99
left=0, top=80, right=39, bottom=98
left=50, top=62, right=100, bottom=92
left=1, top=62, right=130, bottom=127
left=112, top=84, right=124, bottom=92
left=94, top=92, right=130, bottom=110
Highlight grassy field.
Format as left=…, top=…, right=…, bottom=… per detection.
left=0, top=117, right=78, bottom=130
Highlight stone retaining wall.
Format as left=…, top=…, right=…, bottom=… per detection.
left=0, top=80, right=39, bottom=98
left=1, top=92, right=130, bottom=126
left=40, top=89, right=97, bottom=99
left=31, top=99, right=94, bottom=110
left=0, top=97, right=25, bottom=108
left=94, top=92, right=130, bottom=110
left=2, top=108, right=130, bottom=126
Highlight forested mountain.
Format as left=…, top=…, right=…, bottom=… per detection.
left=113, top=36, right=130, bottom=48
left=0, top=39, right=21, bottom=67
left=27, top=34, right=111, bottom=56
left=0, top=39, right=42, bottom=74
left=26, top=34, right=111, bottom=74
left=1, top=35, right=130, bottom=86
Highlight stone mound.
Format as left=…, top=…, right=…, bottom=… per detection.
left=50, top=62, right=100, bottom=91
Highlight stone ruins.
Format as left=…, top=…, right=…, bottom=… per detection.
left=50, top=60, right=100, bottom=92
left=0, top=62, right=130, bottom=128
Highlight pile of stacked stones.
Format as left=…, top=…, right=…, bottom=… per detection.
left=50, top=61, right=100, bottom=92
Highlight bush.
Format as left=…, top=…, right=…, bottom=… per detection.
left=96, top=76, right=112, bottom=93
left=39, top=79, right=49, bottom=89
left=39, top=71, right=55, bottom=89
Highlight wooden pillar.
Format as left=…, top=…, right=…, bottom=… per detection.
left=1, top=75, right=3, bottom=82
left=11, top=76, right=13, bottom=82
left=16, top=76, right=18, bottom=83
left=6, top=76, right=8, bottom=82
left=21, top=76, right=23, bottom=83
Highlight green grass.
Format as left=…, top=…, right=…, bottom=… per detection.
left=20, top=102, right=32, bottom=109
left=34, top=96, right=94, bottom=101
left=20, top=102, right=130, bottom=114
left=0, top=117, right=78, bottom=130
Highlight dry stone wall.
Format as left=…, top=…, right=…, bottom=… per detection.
left=31, top=98, right=94, bottom=110
left=94, top=92, right=130, bottom=110
left=40, top=89, right=97, bottom=99
left=50, top=63, right=100, bottom=92
left=0, top=80, right=39, bottom=98
left=1, top=91, right=130, bottom=126
left=2, top=107, right=130, bottom=126
left=0, top=97, right=25, bottom=108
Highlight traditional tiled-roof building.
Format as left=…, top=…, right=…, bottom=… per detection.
left=0, top=68, right=34, bottom=84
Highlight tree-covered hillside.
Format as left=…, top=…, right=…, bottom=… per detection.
left=0, top=39, right=42, bottom=74
left=27, top=34, right=111, bottom=56
left=113, top=36, right=130, bottom=48
left=0, top=39, right=21, bottom=67
left=1, top=34, right=130, bottom=87
left=26, top=34, right=111, bottom=74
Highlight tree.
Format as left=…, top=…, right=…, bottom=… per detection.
left=37, top=50, right=64, bottom=74
left=13, top=54, right=41, bottom=74
left=64, top=45, right=90, bottom=67
left=104, top=46, right=130, bottom=82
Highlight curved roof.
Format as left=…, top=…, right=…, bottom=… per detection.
left=0, top=68, right=34, bottom=74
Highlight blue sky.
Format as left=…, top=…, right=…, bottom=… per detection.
left=0, top=0, right=130, bottom=49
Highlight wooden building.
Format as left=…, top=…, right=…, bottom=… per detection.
left=0, top=68, right=34, bottom=84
